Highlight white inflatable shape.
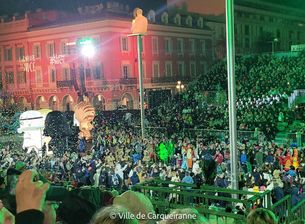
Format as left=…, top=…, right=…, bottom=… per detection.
left=18, top=110, right=47, bottom=156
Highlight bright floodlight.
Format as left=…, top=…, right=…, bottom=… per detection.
left=81, top=44, right=95, bottom=58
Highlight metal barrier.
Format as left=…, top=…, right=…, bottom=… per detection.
left=132, top=179, right=274, bottom=223
left=141, top=126, right=263, bottom=142
left=271, top=195, right=291, bottom=223
left=291, top=198, right=305, bottom=222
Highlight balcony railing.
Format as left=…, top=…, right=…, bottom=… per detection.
left=151, top=75, right=191, bottom=83
left=56, top=80, right=74, bottom=88
left=119, top=78, right=137, bottom=85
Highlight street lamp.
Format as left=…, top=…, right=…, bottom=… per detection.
left=128, top=7, right=148, bottom=140
left=268, top=38, right=279, bottom=54
left=79, top=38, right=96, bottom=58
left=176, top=81, right=185, bottom=93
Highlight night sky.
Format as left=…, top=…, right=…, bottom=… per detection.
left=0, top=0, right=304, bottom=16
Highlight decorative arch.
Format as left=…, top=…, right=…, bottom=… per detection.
left=48, top=95, right=59, bottom=111
left=35, top=95, right=45, bottom=110
left=186, top=15, right=193, bottom=27
left=62, top=94, right=74, bottom=111
left=174, top=14, right=181, bottom=25
left=147, top=10, right=156, bottom=23
left=161, top=12, right=168, bottom=24
left=197, top=17, right=204, bottom=28
left=121, top=93, right=134, bottom=109
left=92, top=94, right=106, bottom=110
left=18, top=97, right=27, bottom=110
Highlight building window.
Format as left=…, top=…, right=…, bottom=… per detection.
left=17, top=71, right=26, bottom=84
left=93, top=64, right=104, bottom=80
left=200, top=40, right=206, bottom=55
left=190, top=62, right=196, bottom=76
left=174, top=14, right=181, bottom=25
left=186, top=16, right=193, bottom=27
left=165, top=38, right=172, bottom=54
left=121, top=37, right=129, bottom=52
left=177, top=62, right=185, bottom=77
left=33, top=44, right=41, bottom=58
left=200, top=62, right=207, bottom=74
left=49, top=68, right=56, bottom=82
left=152, top=37, right=159, bottom=54
left=152, top=61, right=160, bottom=77
left=147, top=10, right=156, bottom=23
left=122, top=64, right=130, bottom=79
left=244, top=38, right=250, bottom=48
left=244, top=25, right=250, bottom=35
left=189, top=39, right=195, bottom=54
left=46, top=42, right=55, bottom=57
left=61, top=41, right=70, bottom=55
left=297, top=31, right=301, bottom=42
left=35, top=69, right=42, bottom=83
left=161, top=12, right=168, bottom=24
left=277, top=29, right=281, bottom=39
left=177, top=38, right=184, bottom=55
left=4, top=47, right=12, bottom=61
left=260, top=15, right=264, bottom=21
left=197, top=17, right=203, bottom=28
left=62, top=67, right=70, bottom=80
left=165, top=61, right=172, bottom=77
left=289, top=31, right=294, bottom=40
left=16, top=47, right=25, bottom=60
left=5, top=71, right=14, bottom=84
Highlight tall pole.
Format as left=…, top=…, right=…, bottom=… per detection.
left=272, top=41, right=274, bottom=54
left=226, top=0, right=239, bottom=190
left=137, top=34, right=145, bottom=139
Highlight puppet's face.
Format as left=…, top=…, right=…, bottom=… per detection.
left=74, top=102, right=95, bottom=140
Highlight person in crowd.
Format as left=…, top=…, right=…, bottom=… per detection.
left=182, top=171, right=194, bottom=185
left=15, top=169, right=50, bottom=224
left=246, top=208, right=278, bottom=224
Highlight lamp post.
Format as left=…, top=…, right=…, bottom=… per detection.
left=226, top=0, right=239, bottom=191
left=176, top=81, right=185, bottom=93
left=128, top=7, right=148, bottom=140
left=268, top=38, right=279, bottom=54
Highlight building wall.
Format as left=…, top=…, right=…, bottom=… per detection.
left=0, top=9, right=213, bottom=111
left=206, top=2, right=305, bottom=57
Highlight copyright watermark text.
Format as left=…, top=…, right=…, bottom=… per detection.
left=109, top=212, right=197, bottom=220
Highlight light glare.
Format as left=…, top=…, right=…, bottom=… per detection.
left=81, top=44, right=95, bottom=58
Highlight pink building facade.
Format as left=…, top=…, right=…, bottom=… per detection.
left=0, top=5, right=213, bottom=111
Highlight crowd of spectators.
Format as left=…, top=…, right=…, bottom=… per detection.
left=150, top=53, right=305, bottom=139
left=1, top=109, right=305, bottom=223
left=1, top=53, right=305, bottom=223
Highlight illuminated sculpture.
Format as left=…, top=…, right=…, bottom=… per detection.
left=74, top=102, right=95, bottom=140
left=17, top=110, right=46, bottom=156
left=131, top=8, right=148, bottom=35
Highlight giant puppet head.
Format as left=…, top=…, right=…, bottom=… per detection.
left=74, top=102, right=95, bottom=140
left=44, top=111, right=72, bottom=156
left=17, top=110, right=45, bottom=155
left=44, top=111, right=72, bottom=138
left=131, top=8, right=148, bottom=35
